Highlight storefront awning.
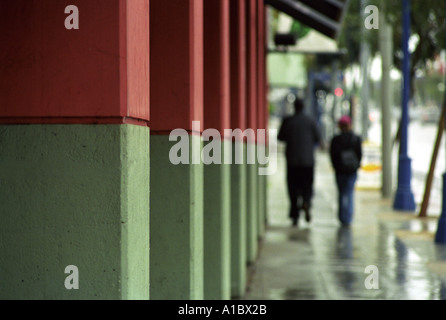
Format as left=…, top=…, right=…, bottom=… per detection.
left=265, top=0, right=350, bottom=40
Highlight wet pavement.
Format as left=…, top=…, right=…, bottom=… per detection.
left=243, top=150, right=446, bottom=300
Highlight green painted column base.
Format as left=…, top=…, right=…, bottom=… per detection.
left=203, top=140, right=231, bottom=300
left=0, top=124, right=150, bottom=300
left=246, top=142, right=258, bottom=264
left=150, top=134, right=204, bottom=300
left=257, top=144, right=268, bottom=240
left=230, top=142, right=247, bottom=298
left=257, top=168, right=266, bottom=239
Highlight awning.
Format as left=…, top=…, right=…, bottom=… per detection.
left=265, top=0, right=350, bottom=40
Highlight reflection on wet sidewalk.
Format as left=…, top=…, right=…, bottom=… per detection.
left=244, top=151, right=446, bottom=300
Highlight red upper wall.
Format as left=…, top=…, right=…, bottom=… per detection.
left=246, top=0, right=258, bottom=132
left=0, top=0, right=150, bottom=124
left=203, top=0, right=230, bottom=134
left=230, top=0, right=247, bottom=132
left=149, top=0, right=204, bottom=133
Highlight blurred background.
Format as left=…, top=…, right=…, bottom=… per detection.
left=267, top=0, right=446, bottom=216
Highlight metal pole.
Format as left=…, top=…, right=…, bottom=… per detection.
left=379, top=16, right=393, bottom=199
left=393, top=0, right=415, bottom=211
left=434, top=104, right=446, bottom=243
left=360, top=0, right=370, bottom=141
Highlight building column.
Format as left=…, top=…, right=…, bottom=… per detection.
left=256, top=0, right=267, bottom=240
left=0, top=0, right=150, bottom=299
left=246, top=0, right=259, bottom=264
left=229, top=0, right=248, bottom=298
left=203, top=0, right=232, bottom=300
left=149, top=0, right=204, bottom=300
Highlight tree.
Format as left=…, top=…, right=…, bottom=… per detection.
left=289, top=20, right=311, bottom=40
left=382, top=0, right=446, bottom=96
left=338, top=0, right=446, bottom=97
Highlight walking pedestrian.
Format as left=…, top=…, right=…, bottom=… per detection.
left=329, top=115, right=362, bottom=227
left=278, top=98, right=321, bottom=227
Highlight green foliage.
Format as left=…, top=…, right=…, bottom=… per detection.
left=289, top=20, right=311, bottom=39
left=382, top=0, right=446, bottom=72
left=268, top=7, right=312, bottom=43
left=340, top=0, right=445, bottom=65
left=338, top=0, right=364, bottom=64
left=339, top=0, right=446, bottom=95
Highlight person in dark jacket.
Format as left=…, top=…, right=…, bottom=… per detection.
left=278, top=98, right=321, bottom=227
left=329, top=115, right=362, bottom=227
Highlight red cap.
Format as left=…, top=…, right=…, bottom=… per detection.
left=338, top=115, right=351, bottom=126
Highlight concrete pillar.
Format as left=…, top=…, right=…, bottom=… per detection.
left=229, top=0, right=248, bottom=298
left=256, top=0, right=267, bottom=240
left=393, top=0, right=416, bottom=212
left=230, top=142, right=248, bottom=297
left=246, top=0, right=259, bottom=264
left=262, top=3, right=270, bottom=234
left=360, top=0, right=371, bottom=141
left=0, top=0, right=150, bottom=299
left=379, top=16, right=393, bottom=199
left=257, top=148, right=266, bottom=238
left=246, top=146, right=258, bottom=264
left=203, top=0, right=232, bottom=300
left=0, top=125, right=150, bottom=300
left=149, top=0, right=204, bottom=300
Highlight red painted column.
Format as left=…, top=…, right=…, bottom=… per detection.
left=150, top=0, right=203, bottom=134
left=203, top=0, right=231, bottom=300
left=257, top=0, right=266, bottom=141
left=203, top=0, right=230, bottom=133
left=149, top=0, right=205, bottom=300
left=246, top=0, right=258, bottom=133
left=245, top=0, right=259, bottom=265
left=262, top=4, right=269, bottom=135
left=230, top=0, right=247, bottom=134
left=256, top=0, right=267, bottom=241
left=0, top=0, right=150, bottom=126
left=0, top=0, right=151, bottom=299
left=229, top=0, right=248, bottom=298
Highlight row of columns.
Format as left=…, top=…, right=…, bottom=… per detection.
left=149, top=0, right=269, bottom=299
left=0, top=0, right=268, bottom=299
left=0, top=0, right=153, bottom=299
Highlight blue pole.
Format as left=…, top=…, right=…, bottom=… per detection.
left=393, top=0, right=416, bottom=211
left=435, top=173, right=446, bottom=243
left=434, top=0, right=446, bottom=244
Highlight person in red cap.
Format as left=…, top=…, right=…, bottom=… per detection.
left=329, top=115, right=362, bottom=227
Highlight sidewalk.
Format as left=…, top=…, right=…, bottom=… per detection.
left=243, top=150, right=446, bottom=300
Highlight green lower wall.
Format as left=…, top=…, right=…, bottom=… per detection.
left=120, top=126, right=151, bottom=299
left=0, top=125, right=267, bottom=300
left=261, top=173, right=268, bottom=233
left=230, top=142, right=247, bottom=298
left=0, top=124, right=150, bottom=300
left=149, top=134, right=204, bottom=300
left=203, top=140, right=231, bottom=300
left=259, top=146, right=269, bottom=238
left=246, top=143, right=258, bottom=264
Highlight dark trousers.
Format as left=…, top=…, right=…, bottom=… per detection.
left=286, top=165, right=314, bottom=219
